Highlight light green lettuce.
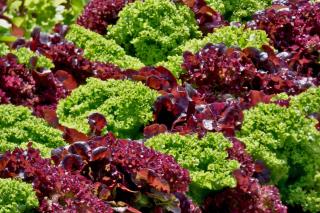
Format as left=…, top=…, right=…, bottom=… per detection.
left=237, top=87, right=320, bottom=212
left=0, top=43, right=9, bottom=56
left=145, top=132, right=239, bottom=203
left=290, top=87, right=320, bottom=116
left=65, top=24, right=144, bottom=70
left=0, top=104, right=66, bottom=157
left=0, top=178, right=38, bottom=213
left=205, top=0, right=272, bottom=21
left=3, top=0, right=88, bottom=38
left=107, top=0, right=201, bottom=65
left=57, top=78, right=160, bottom=139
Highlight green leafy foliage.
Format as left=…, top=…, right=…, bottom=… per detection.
left=145, top=132, right=239, bottom=203
left=205, top=0, right=226, bottom=15
left=13, top=47, right=54, bottom=69
left=0, top=43, right=9, bottom=56
left=107, top=0, right=201, bottom=65
left=158, top=26, right=269, bottom=77
left=0, top=178, right=38, bottom=213
left=237, top=88, right=320, bottom=212
left=205, top=0, right=272, bottom=21
left=57, top=78, right=160, bottom=139
left=65, top=24, right=144, bottom=70
left=271, top=87, right=320, bottom=115
left=290, top=87, right=320, bottom=116
left=0, top=104, right=66, bottom=156
left=205, top=26, right=269, bottom=49
left=270, top=92, right=289, bottom=102
left=2, top=0, right=88, bottom=38
left=62, top=0, right=89, bottom=25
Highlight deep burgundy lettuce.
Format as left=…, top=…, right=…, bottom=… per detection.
left=0, top=136, right=195, bottom=212
left=248, top=0, right=320, bottom=79
left=0, top=53, right=66, bottom=108
left=77, top=0, right=134, bottom=34
left=181, top=44, right=315, bottom=101
left=126, top=66, right=178, bottom=92
left=52, top=133, right=190, bottom=193
left=0, top=145, right=113, bottom=212
left=38, top=170, right=112, bottom=212
left=50, top=117, right=194, bottom=212
left=176, top=0, right=226, bottom=34
left=149, top=82, right=287, bottom=212
left=149, top=84, right=244, bottom=137
left=51, top=134, right=194, bottom=211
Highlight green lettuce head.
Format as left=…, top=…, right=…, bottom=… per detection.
left=65, top=24, right=144, bottom=70
left=3, top=0, right=87, bottom=38
left=0, top=43, right=9, bottom=56
left=0, top=178, right=38, bottom=212
left=145, top=132, right=239, bottom=203
left=0, top=104, right=66, bottom=157
left=107, top=0, right=201, bottom=65
left=57, top=78, right=159, bottom=139
left=205, top=0, right=272, bottom=21
left=289, top=87, right=320, bottom=116
left=237, top=87, right=320, bottom=212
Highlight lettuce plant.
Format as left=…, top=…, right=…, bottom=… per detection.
left=158, top=26, right=269, bottom=77
left=250, top=0, right=320, bottom=77
left=0, top=104, right=66, bottom=156
left=0, top=53, right=65, bottom=109
left=107, top=0, right=201, bottom=65
left=0, top=43, right=9, bottom=56
left=145, top=132, right=239, bottom=203
left=65, top=24, right=144, bottom=70
left=237, top=91, right=320, bottom=212
left=57, top=78, right=159, bottom=139
left=52, top=132, right=193, bottom=211
left=206, top=0, right=272, bottom=21
left=0, top=178, right=38, bottom=213
left=77, top=0, right=133, bottom=35
left=290, top=87, right=320, bottom=116
left=181, top=43, right=304, bottom=99
left=3, top=0, right=87, bottom=38
left=271, top=87, right=320, bottom=118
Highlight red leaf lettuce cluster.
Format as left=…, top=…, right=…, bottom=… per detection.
left=248, top=0, right=320, bottom=78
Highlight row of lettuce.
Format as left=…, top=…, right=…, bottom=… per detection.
left=0, top=22, right=269, bottom=75
left=0, top=0, right=271, bottom=41
left=1, top=82, right=319, bottom=212
left=0, top=0, right=319, bottom=212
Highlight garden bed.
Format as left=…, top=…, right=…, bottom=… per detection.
left=0, top=0, right=319, bottom=212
